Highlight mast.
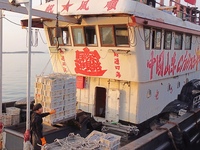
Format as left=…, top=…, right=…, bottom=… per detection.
left=26, top=0, right=32, bottom=133
left=0, top=9, right=2, bottom=124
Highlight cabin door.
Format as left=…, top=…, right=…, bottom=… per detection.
left=95, top=87, right=106, bottom=118
left=106, top=89, right=120, bottom=122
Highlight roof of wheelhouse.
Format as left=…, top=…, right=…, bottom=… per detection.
left=21, top=0, right=200, bottom=35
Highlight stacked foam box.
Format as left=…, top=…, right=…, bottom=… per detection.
left=100, top=133, right=121, bottom=150
left=86, top=130, right=121, bottom=150
left=2, top=113, right=12, bottom=126
left=3, top=107, right=20, bottom=126
left=34, top=74, right=76, bottom=125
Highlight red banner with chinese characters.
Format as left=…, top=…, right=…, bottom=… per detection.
left=184, top=0, right=196, bottom=5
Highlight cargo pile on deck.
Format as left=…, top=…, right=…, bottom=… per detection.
left=34, top=73, right=76, bottom=125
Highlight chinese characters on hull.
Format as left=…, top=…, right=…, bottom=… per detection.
left=114, top=53, right=121, bottom=78
left=45, top=0, right=119, bottom=13
left=147, top=51, right=200, bottom=80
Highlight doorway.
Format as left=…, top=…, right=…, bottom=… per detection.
left=95, top=87, right=106, bottom=118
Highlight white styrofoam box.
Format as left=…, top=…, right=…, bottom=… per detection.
left=54, top=106, right=64, bottom=113
left=64, top=97, right=76, bottom=103
left=86, top=130, right=106, bottom=142
left=36, top=76, right=47, bottom=83
left=43, top=95, right=63, bottom=102
left=64, top=109, right=76, bottom=117
left=100, top=133, right=121, bottom=149
left=2, top=113, right=19, bottom=126
left=101, top=144, right=120, bottom=150
left=64, top=102, right=76, bottom=111
left=2, top=113, right=12, bottom=127
left=44, top=100, right=64, bottom=108
left=11, top=115, right=20, bottom=125
left=35, top=82, right=43, bottom=89
left=44, top=77, right=64, bottom=85
left=6, top=107, right=20, bottom=115
left=64, top=88, right=76, bottom=95
left=43, top=83, right=64, bottom=91
left=56, top=112, right=65, bottom=118
left=44, top=90, right=64, bottom=97
left=35, top=88, right=43, bottom=95
left=44, top=115, right=64, bottom=125
left=35, top=93, right=43, bottom=102
left=69, top=98, right=76, bottom=103
left=63, top=93, right=76, bottom=100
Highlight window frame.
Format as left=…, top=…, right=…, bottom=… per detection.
left=114, top=25, right=129, bottom=47
left=174, top=32, right=183, bottom=50
left=48, top=27, right=72, bottom=46
left=164, top=31, right=172, bottom=50
left=185, top=34, right=192, bottom=50
left=144, top=27, right=151, bottom=50
left=152, top=29, right=162, bottom=50
left=84, top=26, right=98, bottom=47
left=71, top=26, right=86, bottom=46
left=61, top=27, right=72, bottom=46
left=99, top=25, right=115, bottom=47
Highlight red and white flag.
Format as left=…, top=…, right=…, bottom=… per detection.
left=184, top=0, right=196, bottom=5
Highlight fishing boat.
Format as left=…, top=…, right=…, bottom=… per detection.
left=2, top=0, right=200, bottom=149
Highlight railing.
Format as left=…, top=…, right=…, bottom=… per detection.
left=135, top=0, right=200, bottom=25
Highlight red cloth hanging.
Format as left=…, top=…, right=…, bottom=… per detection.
left=184, top=0, right=196, bottom=5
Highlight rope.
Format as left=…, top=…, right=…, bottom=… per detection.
left=156, top=127, right=178, bottom=150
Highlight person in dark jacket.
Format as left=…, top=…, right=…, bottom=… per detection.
left=31, top=103, right=56, bottom=150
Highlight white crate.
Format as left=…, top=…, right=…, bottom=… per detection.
left=63, top=93, right=76, bottom=99
left=64, top=109, right=76, bottom=117
left=44, top=100, right=64, bottom=108
left=43, top=95, right=63, bottom=102
left=69, top=98, right=76, bottom=103
left=44, top=77, right=64, bottom=85
left=64, top=102, right=76, bottom=111
left=56, top=112, right=65, bottom=118
left=11, top=114, right=20, bottom=125
left=2, top=113, right=12, bottom=127
left=43, top=83, right=64, bottom=91
left=86, top=130, right=106, bottom=142
left=35, top=88, right=43, bottom=95
left=35, top=94, right=43, bottom=102
left=101, top=144, right=120, bottom=150
left=54, top=106, right=64, bottom=113
left=6, top=107, right=20, bottom=115
left=44, top=90, right=64, bottom=97
left=64, top=88, right=76, bottom=94
left=43, top=107, right=51, bottom=112
left=35, top=82, right=44, bottom=89
left=100, top=133, right=121, bottom=148
left=64, top=97, right=76, bottom=103
left=36, top=76, right=47, bottom=83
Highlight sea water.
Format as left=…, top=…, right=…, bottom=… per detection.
left=2, top=53, right=52, bottom=102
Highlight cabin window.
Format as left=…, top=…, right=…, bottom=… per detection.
left=164, top=31, right=172, bottom=50
left=174, top=32, right=183, bottom=50
left=72, top=27, right=85, bottom=46
left=99, top=25, right=129, bottom=47
left=99, top=26, right=115, bottom=46
left=115, top=25, right=129, bottom=46
left=185, top=34, right=192, bottom=50
left=144, top=27, right=151, bottom=50
left=85, top=26, right=97, bottom=46
left=62, top=27, right=71, bottom=45
left=48, top=27, right=71, bottom=46
left=152, top=29, right=162, bottom=49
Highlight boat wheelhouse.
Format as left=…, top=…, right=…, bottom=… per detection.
left=21, top=0, right=200, bottom=124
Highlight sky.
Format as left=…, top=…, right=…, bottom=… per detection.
left=1, top=0, right=200, bottom=52
left=2, top=0, right=48, bottom=52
